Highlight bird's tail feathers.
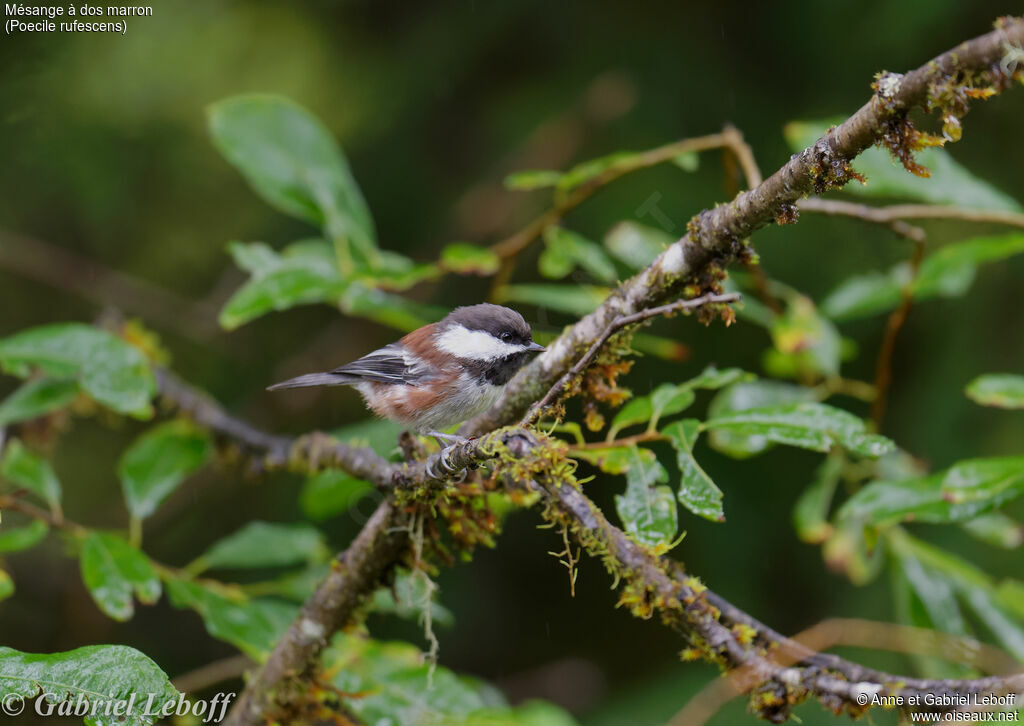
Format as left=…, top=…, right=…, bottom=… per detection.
left=266, top=372, right=358, bottom=391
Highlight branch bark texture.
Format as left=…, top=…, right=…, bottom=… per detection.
left=463, top=18, right=1024, bottom=436
left=195, top=17, right=1024, bottom=726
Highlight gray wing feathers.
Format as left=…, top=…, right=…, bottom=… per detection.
left=266, top=372, right=358, bottom=390
left=268, top=345, right=430, bottom=391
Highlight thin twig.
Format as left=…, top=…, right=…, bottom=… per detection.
left=465, top=17, right=1024, bottom=437
left=173, top=654, right=254, bottom=694
left=0, top=229, right=223, bottom=340
left=669, top=617, right=1022, bottom=726
left=799, top=198, right=1024, bottom=238
left=490, top=131, right=743, bottom=261
left=521, top=292, right=741, bottom=427
left=871, top=237, right=925, bottom=428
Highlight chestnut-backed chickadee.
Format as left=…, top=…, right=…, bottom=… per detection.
left=268, top=304, right=544, bottom=443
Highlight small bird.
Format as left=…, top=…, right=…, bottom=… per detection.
left=268, top=304, right=544, bottom=444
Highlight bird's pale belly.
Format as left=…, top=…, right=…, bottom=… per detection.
left=356, top=376, right=503, bottom=432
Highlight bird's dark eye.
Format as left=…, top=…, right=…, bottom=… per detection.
left=500, top=332, right=513, bottom=343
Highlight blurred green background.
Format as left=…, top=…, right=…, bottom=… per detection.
left=1, top=2, right=1022, bottom=724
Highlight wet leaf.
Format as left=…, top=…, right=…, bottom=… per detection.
left=706, top=380, right=816, bottom=458
left=80, top=532, right=161, bottom=621
left=839, top=456, right=1024, bottom=526
left=663, top=419, right=724, bottom=522
left=118, top=421, right=212, bottom=521
left=0, top=324, right=155, bottom=418
left=704, top=402, right=892, bottom=458
left=614, top=449, right=677, bottom=548
left=0, top=645, right=179, bottom=726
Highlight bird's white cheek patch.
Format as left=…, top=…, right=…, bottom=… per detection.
left=435, top=324, right=524, bottom=361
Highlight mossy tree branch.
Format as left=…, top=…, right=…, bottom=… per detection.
left=170, top=17, right=1024, bottom=725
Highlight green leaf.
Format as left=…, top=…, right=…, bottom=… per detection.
left=704, top=402, right=893, bottom=458
left=300, top=470, right=372, bottom=521
left=793, top=455, right=843, bottom=544
left=819, top=268, right=907, bottom=322
left=540, top=227, right=617, bottom=283
left=663, top=419, right=724, bottom=522
left=0, top=644, right=179, bottom=726
left=650, top=385, right=696, bottom=428
left=496, top=284, right=610, bottom=317
left=603, top=221, right=671, bottom=270
left=339, top=282, right=447, bottom=333
left=614, top=449, right=677, bottom=548
left=80, top=532, right=161, bottom=621
left=839, top=456, right=1024, bottom=527
left=366, top=251, right=439, bottom=291
left=198, top=521, right=327, bottom=570
left=503, top=169, right=562, bottom=191
left=822, top=235, right=1024, bottom=321
left=571, top=446, right=645, bottom=475
left=164, top=577, right=297, bottom=659
left=890, top=532, right=1024, bottom=663
left=208, top=94, right=377, bottom=260
left=325, top=633, right=580, bottom=726
left=605, top=378, right=701, bottom=438
left=682, top=366, right=752, bottom=391
left=0, top=378, right=79, bottom=426
left=329, top=417, right=404, bottom=455
left=705, top=380, right=816, bottom=458
left=220, top=239, right=348, bottom=330
left=557, top=151, right=637, bottom=194
left=118, top=421, right=212, bottom=521
left=439, top=243, right=500, bottom=276
left=370, top=569, right=455, bottom=628
left=672, top=150, right=699, bottom=172
left=327, top=635, right=491, bottom=726
left=0, top=440, right=62, bottom=513
left=916, top=234, right=1024, bottom=297
left=766, top=293, right=842, bottom=378
left=966, top=373, right=1024, bottom=410
left=0, top=570, right=12, bottom=602
left=607, top=398, right=651, bottom=438
left=785, top=119, right=1022, bottom=212
left=0, top=323, right=155, bottom=417
left=0, top=519, right=48, bottom=553
left=960, top=587, right=1024, bottom=663
left=997, top=580, right=1024, bottom=620
left=960, top=512, right=1023, bottom=549
left=891, top=549, right=973, bottom=679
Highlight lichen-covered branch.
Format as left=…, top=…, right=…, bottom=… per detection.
left=173, top=18, right=1024, bottom=725
left=223, top=500, right=408, bottom=726
left=463, top=17, right=1024, bottom=437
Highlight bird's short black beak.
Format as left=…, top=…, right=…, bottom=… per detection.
left=526, top=341, right=545, bottom=352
